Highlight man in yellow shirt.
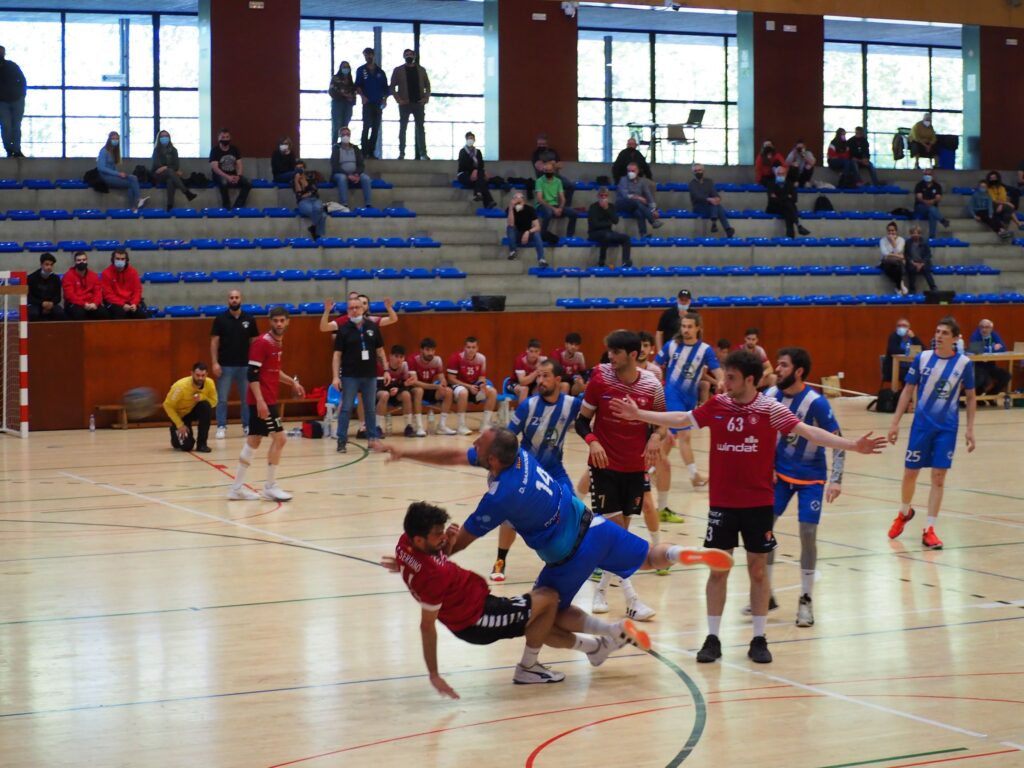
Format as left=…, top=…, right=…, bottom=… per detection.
left=909, top=114, right=938, bottom=168
left=163, top=362, right=218, bottom=453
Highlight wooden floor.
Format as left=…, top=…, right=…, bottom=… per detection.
left=2, top=399, right=1023, bottom=768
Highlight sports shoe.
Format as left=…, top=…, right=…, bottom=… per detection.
left=690, top=472, right=709, bottom=488
left=620, top=618, right=652, bottom=651
left=741, top=595, right=779, bottom=615
left=490, top=558, right=506, bottom=582
left=748, top=635, right=772, bottom=663
left=261, top=484, right=293, bottom=502
left=922, top=526, right=943, bottom=550
left=586, top=635, right=619, bottom=667
left=538, top=258, right=549, bottom=268
left=415, top=426, right=427, bottom=437
left=626, top=598, right=656, bottom=622
left=456, top=424, right=472, bottom=436
left=589, top=568, right=604, bottom=582
left=592, top=589, right=609, bottom=614
left=336, top=442, right=347, bottom=453
left=796, top=594, right=814, bottom=627
left=403, top=424, right=415, bottom=438
left=136, top=196, right=149, bottom=210
left=675, top=547, right=733, bottom=572
left=436, top=424, right=457, bottom=436
left=215, top=427, right=226, bottom=440
left=194, top=445, right=212, bottom=453
left=659, top=506, right=685, bottom=523
left=655, top=567, right=671, bottom=576
left=696, top=634, right=721, bottom=663
left=513, top=662, right=565, bottom=685
left=227, top=486, right=259, bottom=501
left=888, top=507, right=915, bottom=539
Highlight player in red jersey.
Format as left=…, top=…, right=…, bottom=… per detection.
left=408, top=337, right=457, bottom=436
left=551, top=332, right=587, bottom=395
left=612, top=349, right=886, bottom=664
left=227, top=306, right=306, bottom=502
left=509, top=338, right=546, bottom=403
left=446, top=336, right=498, bottom=435
left=387, top=501, right=652, bottom=697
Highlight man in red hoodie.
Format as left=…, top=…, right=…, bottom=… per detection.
left=101, top=248, right=146, bottom=319
left=63, top=251, right=109, bottom=320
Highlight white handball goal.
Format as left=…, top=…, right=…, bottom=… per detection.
left=1, top=271, right=29, bottom=438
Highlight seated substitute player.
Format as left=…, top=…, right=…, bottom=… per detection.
left=886, top=316, right=976, bottom=550
left=408, top=337, right=457, bottom=436
left=736, top=328, right=777, bottom=388
left=446, top=336, right=498, bottom=435
left=380, top=344, right=423, bottom=438
left=162, top=361, right=217, bottom=453
left=388, top=501, right=652, bottom=696
left=611, top=350, right=885, bottom=664
left=508, top=339, right=546, bottom=404
left=551, top=332, right=587, bottom=395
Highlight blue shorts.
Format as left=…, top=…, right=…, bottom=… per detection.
left=666, top=392, right=697, bottom=433
left=534, top=516, right=650, bottom=610
left=905, top=426, right=957, bottom=470
left=774, top=479, right=825, bottom=525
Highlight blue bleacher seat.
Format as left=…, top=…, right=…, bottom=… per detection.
left=242, top=303, right=263, bottom=314
left=7, top=209, right=39, bottom=221
left=191, top=238, right=224, bottom=250
left=357, top=207, right=386, bottom=218
left=299, top=302, right=326, bottom=314
left=402, top=268, right=433, bottom=279
left=24, top=241, right=56, bottom=252
left=276, top=269, right=308, bottom=281
left=0, top=179, right=21, bottom=189
left=378, top=237, right=409, bottom=248
left=125, top=239, right=157, bottom=250
left=164, top=305, right=201, bottom=318
left=57, top=240, right=90, bottom=251
left=750, top=295, right=782, bottom=306
left=234, top=207, right=263, bottom=218
left=244, top=269, right=277, bottom=281
left=410, top=237, right=441, bottom=248
left=171, top=207, right=202, bottom=218
left=433, top=267, right=466, bottom=279
left=370, top=179, right=393, bottom=189
left=556, top=298, right=591, bottom=309
left=179, top=271, right=213, bottom=283
left=159, top=240, right=191, bottom=250
left=143, top=272, right=178, bottom=284
left=91, top=239, right=121, bottom=250
left=0, top=242, right=22, bottom=252
left=374, top=268, right=403, bottom=279
left=202, top=207, right=234, bottom=218
left=477, top=207, right=506, bottom=218
left=315, top=237, right=346, bottom=249
left=107, top=209, right=137, bottom=219
left=139, top=208, right=172, bottom=219
left=24, top=178, right=56, bottom=189
left=254, top=237, right=284, bottom=248
left=73, top=209, right=106, bottom=220
left=307, top=269, right=341, bottom=280
left=287, top=237, right=318, bottom=249
left=615, top=297, right=647, bottom=308
left=265, top=303, right=298, bottom=314
left=588, top=298, right=615, bottom=308
left=40, top=209, right=72, bottom=220
left=384, top=206, right=416, bottom=217
left=830, top=294, right=858, bottom=305
left=347, top=237, right=379, bottom=248
left=263, top=207, right=295, bottom=218
left=395, top=300, right=429, bottom=312
left=369, top=301, right=386, bottom=313
left=250, top=179, right=275, bottom=189
left=588, top=267, right=621, bottom=277
left=342, top=268, right=372, bottom=280
left=427, top=300, right=461, bottom=311
left=199, top=304, right=227, bottom=316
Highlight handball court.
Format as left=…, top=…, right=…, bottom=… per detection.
left=1, top=398, right=1022, bottom=768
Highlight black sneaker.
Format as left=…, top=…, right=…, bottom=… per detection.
left=748, top=635, right=772, bottom=664
left=622, top=260, right=633, bottom=269
left=797, top=225, right=811, bottom=236
left=710, top=222, right=719, bottom=233
left=696, top=634, right=722, bottom=663
left=725, top=227, right=735, bottom=238
left=194, top=445, right=212, bottom=453
left=508, top=249, right=517, bottom=260
left=403, top=424, right=415, bottom=438
left=356, top=427, right=368, bottom=439
left=336, top=442, right=347, bottom=453
left=538, top=258, right=549, bottom=268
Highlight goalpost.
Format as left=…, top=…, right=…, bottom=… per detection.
left=1, top=271, right=28, bottom=438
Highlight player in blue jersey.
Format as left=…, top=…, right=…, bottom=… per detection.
left=490, top=359, right=583, bottom=582
left=887, top=316, right=976, bottom=550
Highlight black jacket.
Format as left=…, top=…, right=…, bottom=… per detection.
left=612, top=147, right=651, bottom=183
left=458, top=147, right=485, bottom=177
left=28, top=268, right=61, bottom=307
left=0, top=59, right=26, bottom=102
left=330, top=142, right=366, bottom=176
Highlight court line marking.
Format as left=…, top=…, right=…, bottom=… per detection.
left=817, top=747, right=968, bottom=768
left=882, top=749, right=1021, bottom=768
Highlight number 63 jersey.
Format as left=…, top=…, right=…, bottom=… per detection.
left=689, top=393, right=802, bottom=508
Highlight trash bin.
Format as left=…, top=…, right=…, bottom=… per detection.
left=937, top=134, right=959, bottom=169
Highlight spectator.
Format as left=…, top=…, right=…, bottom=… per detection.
left=0, top=45, right=26, bottom=158
left=689, top=163, right=734, bottom=237
left=905, top=225, right=937, bottom=294
left=882, top=317, right=923, bottom=384
left=208, top=128, right=251, bottom=210
left=754, top=140, right=786, bottom=186
left=456, top=131, right=495, bottom=208
left=551, top=332, right=586, bottom=396
left=612, top=137, right=652, bottom=185
left=511, top=339, right=546, bottom=403
left=655, top=288, right=694, bottom=350
left=505, top=190, right=545, bottom=266
left=446, top=336, right=498, bottom=434
left=615, top=162, right=661, bottom=237
left=27, top=252, right=64, bottom=321
left=587, top=186, right=631, bottom=268
left=391, top=48, right=430, bottom=160
left=330, top=126, right=373, bottom=211
left=985, top=170, right=1017, bottom=240
left=826, top=128, right=859, bottom=188
left=163, top=362, right=216, bottom=453
left=332, top=296, right=388, bottom=453
left=98, top=131, right=148, bottom=213
left=970, top=180, right=1000, bottom=235
left=848, top=126, right=881, bottom=187
left=909, top=113, right=938, bottom=168
left=271, top=137, right=297, bottom=183
left=151, top=129, right=196, bottom=211
left=914, top=168, right=950, bottom=240
left=407, top=337, right=457, bottom=436
left=766, top=166, right=810, bottom=238
left=329, top=60, right=356, bottom=145
left=737, top=328, right=776, bottom=388
left=355, top=47, right=389, bottom=159
left=531, top=134, right=575, bottom=205
left=62, top=251, right=108, bottom=320
left=878, top=221, right=908, bottom=295
left=210, top=289, right=259, bottom=439
left=969, top=319, right=1012, bottom=401
left=292, top=159, right=327, bottom=241
left=101, top=248, right=146, bottom=319
left=785, top=139, right=816, bottom=187
left=536, top=159, right=578, bottom=241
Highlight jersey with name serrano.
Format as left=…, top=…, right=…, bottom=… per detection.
left=584, top=364, right=666, bottom=473
left=906, top=350, right=975, bottom=432
left=765, top=385, right=840, bottom=482
left=509, top=393, right=583, bottom=475
left=691, top=393, right=802, bottom=507
left=247, top=332, right=283, bottom=405
left=394, top=533, right=489, bottom=632
left=552, top=346, right=586, bottom=378
left=463, top=447, right=583, bottom=563
left=408, top=353, right=444, bottom=384
left=447, top=351, right=487, bottom=383
left=657, top=340, right=719, bottom=402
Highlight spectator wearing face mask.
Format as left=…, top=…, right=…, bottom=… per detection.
left=27, top=252, right=64, bottom=321
left=63, top=251, right=108, bottom=320
left=689, top=163, right=734, bottom=237
left=98, top=130, right=148, bottom=213
left=356, top=47, right=389, bottom=159
left=754, top=140, right=786, bottom=187
left=331, top=126, right=372, bottom=211
left=329, top=60, right=357, bottom=145
left=970, top=180, right=999, bottom=235
left=914, top=168, right=950, bottom=240
left=827, top=128, right=860, bottom=188
left=878, top=221, right=908, bottom=295
left=537, top=159, right=579, bottom=241
left=293, top=160, right=327, bottom=241
left=985, top=170, right=1018, bottom=239
left=766, top=166, right=809, bottom=238
left=588, top=186, right=631, bottom=268
left=271, top=137, right=297, bottom=183
left=909, top=113, right=938, bottom=168
left=882, top=318, right=923, bottom=384
left=612, top=137, right=652, bottom=185
left=456, top=131, right=495, bottom=208
left=505, top=191, right=545, bottom=266
left=969, top=319, right=1011, bottom=401
left=848, top=127, right=881, bottom=187
left=209, top=128, right=251, bottom=209
left=0, top=45, right=26, bottom=158
left=101, top=249, right=146, bottom=320
left=656, top=289, right=695, bottom=351
left=615, top=162, right=660, bottom=237
left=151, top=130, right=196, bottom=211
left=391, top=48, right=430, bottom=160
left=905, top=225, right=937, bottom=294
left=785, top=140, right=816, bottom=188
left=531, top=133, right=575, bottom=205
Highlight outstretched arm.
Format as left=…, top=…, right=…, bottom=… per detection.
left=381, top=443, right=473, bottom=466
left=794, top=422, right=886, bottom=454
left=420, top=609, right=459, bottom=699
left=609, top=395, right=693, bottom=429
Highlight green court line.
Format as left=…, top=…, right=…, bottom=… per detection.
left=648, top=649, right=706, bottom=767
left=817, top=746, right=967, bottom=768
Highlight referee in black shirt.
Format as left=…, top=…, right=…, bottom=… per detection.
left=210, top=289, right=259, bottom=438
left=332, top=296, right=389, bottom=452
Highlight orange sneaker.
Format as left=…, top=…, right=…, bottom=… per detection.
left=888, top=508, right=915, bottom=539
left=922, top=526, right=943, bottom=550
left=622, top=618, right=652, bottom=651
left=676, top=547, right=733, bottom=572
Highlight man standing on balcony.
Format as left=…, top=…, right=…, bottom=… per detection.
left=391, top=48, right=431, bottom=161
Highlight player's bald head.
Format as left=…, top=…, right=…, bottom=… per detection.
left=487, top=427, right=519, bottom=468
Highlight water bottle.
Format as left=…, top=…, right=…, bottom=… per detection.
left=88, top=414, right=96, bottom=432
left=1004, top=393, right=1012, bottom=410
left=288, top=426, right=303, bottom=438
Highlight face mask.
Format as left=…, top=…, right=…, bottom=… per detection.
left=678, top=302, right=690, bottom=312
left=694, top=172, right=703, bottom=179
left=514, top=203, right=523, bottom=212
left=110, top=138, right=119, bottom=147
left=41, top=265, right=53, bottom=275
left=775, top=174, right=786, bottom=183
left=627, top=171, right=637, bottom=180
left=923, top=175, right=932, bottom=183
left=405, top=56, right=415, bottom=64
left=466, top=139, right=475, bottom=147
left=988, top=179, right=997, bottom=185
left=76, top=262, right=87, bottom=272
left=598, top=197, right=608, bottom=204
left=981, top=331, right=991, bottom=340
left=159, top=136, right=170, bottom=146
left=339, top=135, right=350, bottom=145
left=220, top=139, right=230, bottom=146
left=351, top=314, right=364, bottom=324
left=341, top=67, right=350, bottom=75
left=114, top=259, right=126, bottom=269
left=279, top=144, right=289, bottom=153
left=895, top=326, right=908, bottom=337
left=923, top=121, right=931, bottom=127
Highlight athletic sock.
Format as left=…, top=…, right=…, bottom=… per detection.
left=657, top=490, right=669, bottom=509
left=708, top=615, right=722, bottom=636
left=752, top=615, right=767, bottom=637
left=439, top=412, right=450, bottom=427
left=597, top=572, right=612, bottom=592
left=926, top=515, right=937, bottom=530
left=415, top=414, right=424, bottom=429
left=801, top=569, right=815, bottom=597
left=232, top=444, right=255, bottom=488
left=583, top=614, right=616, bottom=636
left=497, top=547, right=509, bottom=562
left=458, top=413, right=467, bottom=427
left=482, top=411, right=495, bottom=429
left=666, top=545, right=685, bottom=563
left=650, top=529, right=660, bottom=546
left=687, top=463, right=698, bottom=478
left=899, top=503, right=911, bottom=516
left=266, top=464, right=277, bottom=486
left=572, top=634, right=601, bottom=653
left=520, top=645, right=541, bottom=668
left=404, top=413, right=412, bottom=426
left=621, top=578, right=638, bottom=603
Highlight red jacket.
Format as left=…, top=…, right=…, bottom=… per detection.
left=101, top=264, right=142, bottom=306
left=754, top=151, right=786, bottom=182
left=62, top=268, right=103, bottom=306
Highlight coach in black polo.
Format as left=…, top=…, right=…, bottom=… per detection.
left=332, top=296, right=389, bottom=452
left=655, top=289, right=696, bottom=350
left=210, top=289, right=259, bottom=438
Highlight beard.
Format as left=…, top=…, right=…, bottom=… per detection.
left=778, top=373, right=798, bottom=391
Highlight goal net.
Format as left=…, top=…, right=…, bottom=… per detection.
left=1, top=271, right=28, bottom=438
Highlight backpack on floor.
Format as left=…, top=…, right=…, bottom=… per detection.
left=813, top=194, right=834, bottom=213
left=302, top=420, right=324, bottom=438
left=868, top=388, right=897, bottom=413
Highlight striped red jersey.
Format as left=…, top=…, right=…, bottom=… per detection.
left=583, top=363, right=666, bottom=472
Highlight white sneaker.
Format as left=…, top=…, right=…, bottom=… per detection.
left=436, top=424, right=457, bottom=435
left=227, top=486, right=259, bottom=500
left=626, top=598, right=656, bottom=622
left=415, top=426, right=427, bottom=437
left=513, top=662, right=565, bottom=685
left=215, top=427, right=226, bottom=440
left=592, top=589, right=609, bottom=614
left=586, top=635, right=618, bottom=667
left=325, top=201, right=349, bottom=213
left=796, top=594, right=815, bottom=627
left=261, top=484, right=293, bottom=501
left=136, top=196, right=149, bottom=210
left=456, top=424, right=472, bottom=436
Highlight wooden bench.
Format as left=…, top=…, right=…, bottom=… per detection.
left=93, top=397, right=320, bottom=429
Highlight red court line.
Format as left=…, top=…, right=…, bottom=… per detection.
left=186, top=452, right=282, bottom=517
left=885, top=748, right=1020, bottom=767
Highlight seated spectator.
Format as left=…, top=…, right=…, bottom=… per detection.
left=765, top=165, right=810, bottom=238
left=754, top=140, right=786, bottom=186
left=689, top=163, right=734, bottom=237
left=536, top=159, right=578, bottom=242
left=848, top=126, right=881, bottom=186
left=407, top=337, right=456, bottom=435
left=588, top=186, right=631, bottom=268
left=163, top=362, right=216, bottom=453
left=615, top=162, right=661, bottom=237
left=505, top=190, right=545, bottom=266
left=970, top=180, right=1000, bottom=235
left=446, top=336, right=498, bottom=434
left=969, top=319, right=1012, bottom=401
left=98, top=130, right=148, bottom=212
left=905, top=225, right=937, bottom=294
left=456, top=131, right=495, bottom=209
left=785, top=139, right=816, bottom=187
left=883, top=318, right=923, bottom=384
left=638, top=331, right=662, bottom=381
left=736, top=328, right=776, bottom=388
left=914, top=168, right=950, bottom=240
left=826, top=128, right=859, bottom=188
left=909, top=113, right=938, bottom=168
left=510, top=339, right=545, bottom=403
left=27, top=252, right=64, bottom=321
left=531, top=133, right=574, bottom=205
left=878, top=221, right=908, bottom=295
left=271, top=137, right=297, bottom=183
left=551, top=332, right=586, bottom=396
left=381, top=345, right=422, bottom=437
left=208, top=128, right=251, bottom=209
left=62, top=251, right=108, bottom=320
left=612, top=137, right=652, bottom=185
left=331, top=126, right=373, bottom=211
left=151, top=130, right=196, bottom=212
left=293, top=159, right=327, bottom=241
left=102, top=248, right=146, bottom=319
left=986, top=170, right=1017, bottom=239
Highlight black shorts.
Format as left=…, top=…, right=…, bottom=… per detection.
left=387, top=386, right=410, bottom=408
left=589, top=467, right=648, bottom=517
left=704, top=505, right=777, bottom=553
left=505, top=378, right=537, bottom=396
left=247, top=404, right=283, bottom=436
left=453, top=593, right=532, bottom=645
